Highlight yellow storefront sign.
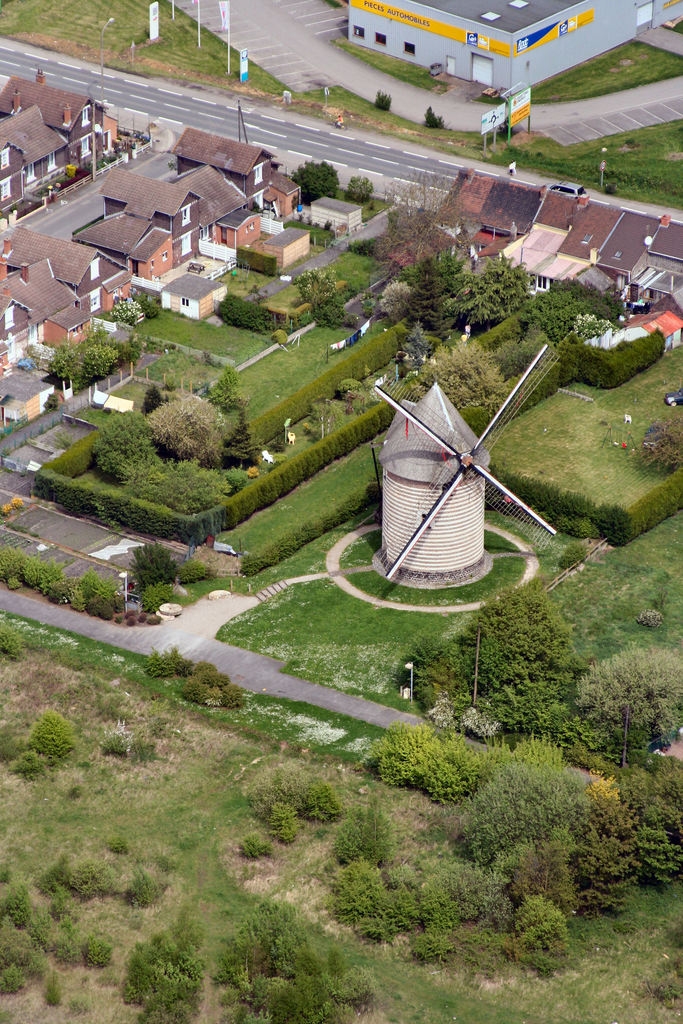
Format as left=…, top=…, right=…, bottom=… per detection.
left=349, top=0, right=511, bottom=57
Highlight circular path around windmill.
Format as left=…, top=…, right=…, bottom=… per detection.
left=320, top=523, right=539, bottom=613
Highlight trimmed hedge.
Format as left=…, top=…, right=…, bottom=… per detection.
left=557, top=331, right=664, bottom=389
left=477, top=316, right=523, bottom=352
left=33, top=469, right=225, bottom=544
left=236, top=248, right=278, bottom=276
left=220, top=293, right=271, bottom=333
left=224, top=402, right=392, bottom=529
left=627, top=466, right=683, bottom=540
left=250, top=325, right=403, bottom=447
left=241, top=482, right=379, bottom=575
left=45, top=432, right=97, bottom=478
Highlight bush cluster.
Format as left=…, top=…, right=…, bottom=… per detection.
left=146, top=646, right=194, bottom=678
left=28, top=712, right=75, bottom=766
left=235, top=248, right=278, bottom=276
left=249, top=765, right=343, bottom=845
left=220, top=291, right=272, bottom=332
left=180, top=661, right=244, bottom=709
left=177, top=558, right=214, bottom=584
left=557, top=331, right=664, bottom=389
left=124, top=913, right=204, bottom=1022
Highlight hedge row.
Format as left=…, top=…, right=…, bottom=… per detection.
left=236, top=247, right=278, bottom=276
left=557, top=332, right=664, bottom=390
left=250, top=324, right=405, bottom=447
left=627, top=466, right=683, bottom=541
left=490, top=466, right=631, bottom=545
left=224, top=402, right=393, bottom=529
left=221, top=293, right=272, bottom=333
left=477, top=316, right=523, bottom=352
left=45, top=432, right=97, bottom=477
left=241, top=482, right=379, bottom=575
left=33, top=470, right=226, bottom=544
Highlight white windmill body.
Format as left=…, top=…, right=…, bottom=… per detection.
left=374, top=385, right=492, bottom=588
left=373, top=346, right=558, bottom=590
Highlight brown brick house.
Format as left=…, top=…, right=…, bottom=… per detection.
left=0, top=106, right=67, bottom=209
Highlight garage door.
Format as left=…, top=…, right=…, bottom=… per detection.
left=472, top=53, right=493, bottom=86
left=636, top=2, right=653, bottom=27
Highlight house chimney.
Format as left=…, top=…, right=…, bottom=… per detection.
left=20, top=263, right=29, bottom=284
left=466, top=167, right=475, bottom=181
left=35, top=68, right=46, bottom=85
left=3, top=238, right=11, bottom=257
left=12, top=89, right=20, bottom=114
left=63, top=103, right=71, bottom=126
left=2, top=287, right=9, bottom=298
left=660, top=214, right=671, bottom=228
left=577, top=194, right=590, bottom=208
left=539, top=185, right=547, bottom=199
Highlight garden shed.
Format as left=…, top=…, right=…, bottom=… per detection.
left=260, top=228, right=310, bottom=270
left=309, top=197, right=362, bottom=236
left=161, top=274, right=227, bottom=320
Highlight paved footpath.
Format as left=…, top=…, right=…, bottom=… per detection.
left=0, top=589, right=422, bottom=729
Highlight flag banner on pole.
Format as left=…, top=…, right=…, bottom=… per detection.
left=219, top=0, right=229, bottom=29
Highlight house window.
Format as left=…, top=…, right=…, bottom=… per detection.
left=0, top=179, right=10, bottom=201
left=0, top=148, right=8, bottom=169
left=25, top=162, right=36, bottom=183
left=47, top=151, right=56, bottom=172
left=199, top=225, right=209, bottom=241
left=181, top=204, right=191, bottom=225
left=181, top=297, right=190, bottom=308
left=81, top=134, right=91, bottom=158
left=254, top=163, right=263, bottom=185
left=535, top=275, right=550, bottom=292
left=4, top=306, right=13, bottom=329
left=162, top=251, right=168, bottom=262
left=181, top=231, right=192, bottom=255
left=28, top=324, right=38, bottom=344
left=81, top=105, right=91, bottom=126
left=404, top=42, right=416, bottom=55
left=90, top=257, right=100, bottom=281
left=375, top=32, right=386, bottom=45
left=353, top=25, right=365, bottom=38
left=90, top=288, right=101, bottom=312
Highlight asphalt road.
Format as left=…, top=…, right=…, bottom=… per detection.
left=1, top=35, right=683, bottom=220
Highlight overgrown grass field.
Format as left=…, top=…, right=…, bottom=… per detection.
left=492, top=347, right=683, bottom=507
left=138, top=310, right=268, bottom=364
left=531, top=42, right=683, bottom=102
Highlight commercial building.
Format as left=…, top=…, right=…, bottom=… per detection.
left=347, top=0, right=680, bottom=90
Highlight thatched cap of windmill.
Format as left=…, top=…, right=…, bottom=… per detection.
left=380, top=383, right=490, bottom=481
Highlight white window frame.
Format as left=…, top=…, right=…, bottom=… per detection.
left=162, top=250, right=169, bottom=262
left=26, top=162, right=36, bottom=183
left=28, top=323, right=38, bottom=344
left=0, top=147, right=9, bottom=170
left=199, top=224, right=209, bottom=240
left=253, top=163, right=263, bottom=185
left=81, top=105, right=91, bottom=126
left=47, top=151, right=56, bottom=172
left=90, top=257, right=100, bottom=281
left=181, top=231, right=192, bottom=256
left=81, top=134, right=91, bottom=158
left=181, top=296, right=190, bottom=307
left=4, top=306, right=14, bottom=329
left=0, top=179, right=10, bottom=201
left=90, top=288, right=101, bottom=312
left=181, top=203, right=191, bottom=225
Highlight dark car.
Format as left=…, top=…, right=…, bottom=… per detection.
left=548, top=181, right=586, bottom=197
left=664, top=388, right=683, bottom=406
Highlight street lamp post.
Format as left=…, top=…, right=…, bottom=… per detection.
left=119, top=570, right=128, bottom=613
left=404, top=662, right=414, bottom=703
left=100, top=17, right=115, bottom=108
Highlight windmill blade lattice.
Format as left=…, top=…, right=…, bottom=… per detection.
left=474, top=344, right=558, bottom=454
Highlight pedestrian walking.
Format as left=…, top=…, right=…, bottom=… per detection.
left=508, top=161, right=516, bottom=176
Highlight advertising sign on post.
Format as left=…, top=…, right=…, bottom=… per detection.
left=510, top=86, right=531, bottom=127
left=240, top=48, right=248, bottom=83
left=149, top=1, right=159, bottom=41
left=481, top=102, right=506, bottom=135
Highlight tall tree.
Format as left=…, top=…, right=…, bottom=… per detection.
left=93, top=412, right=159, bottom=483
left=408, top=256, right=448, bottom=336
left=458, top=257, right=530, bottom=330
left=223, top=399, right=257, bottom=468
left=292, top=161, right=339, bottom=204
left=148, top=397, right=223, bottom=468
left=421, top=340, right=509, bottom=414
left=208, top=366, right=241, bottom=412
left=576, top=647, right=682, bottom=767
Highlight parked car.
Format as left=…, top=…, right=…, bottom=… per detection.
left=664, top=388, right=683, bottom=406
left=548, top=181, right=586, bottom=197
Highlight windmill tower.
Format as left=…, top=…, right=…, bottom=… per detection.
left=373, top=346, right=557, bottom=589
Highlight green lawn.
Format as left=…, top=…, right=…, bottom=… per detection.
left=492, top=347, right=683, bottom=508
left=532, top=42, right=683, bottom=103
left=142, top=348, right=222, bottom=390
left=550, top=511, right=683, bottom=662
left=334, top=39, right=449, bottom=93
left=138, top=310, right=268, bottom=363
left=348, top=555, right=526, bottom=605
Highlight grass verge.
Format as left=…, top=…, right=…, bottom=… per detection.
left=531, top=42, right=683, bottom=103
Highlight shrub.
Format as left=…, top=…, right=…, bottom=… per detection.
left=334, top=803, right=394, bottom=866
left=221, top=292, right=272, bottom=332
left=271, top=328, right=288, bottom=345
left=11, top=749, right=46, bottom=780
left=28, top=711, right=75, bottom=765
left=333, top=859, right=388, bottom=925
left=177, top=559, right=213, bottom=584
left=107, top=835, right=130, bottom=855
left=54, top=919, right=82, bottom=964
left=345, top=176, right=373, bottom=204
left=113, top=299, right=143, bottom=326
left=424, top=105, right=445, bottom=128
left=141, top=582, right=174, bottom=613
left=303, top=781, right=343, bottom=821
left=123, top=919, right=204, bottom=1018
left=411, top=929, right=455, bottom=963
left=249, top=764, right=310, bottom=821
left=0, top=623, right=25, bottom=659
left=514, top=894, right=569, bottom=955
left=0, top=963, right=25, bottom=993
left=39, top=856, right=72, bottom=896
left=128, top=868, right=163, bottom=908
left=101, top=720, right=133, bottom=757
left=28, top=909, right=51, bottom=950
left=558, top=540, right=587, bottom=570
left=0, top=726, right=23, bottom=763
left=146, top=646, right=194, bottom=678
left=83, top=934, right=113, bottom=968
left=132, top=542, right=178, bottom=591
left=3, top=882, right=31, bottom=927
left=268, top=802, right=300, bottom=843
left=181, top=661, right=243, bottom=708
left=637, top=608, right=663, bottom=628
left=69, top=859, right=117, bottom=900
left=85, top=594, right=115, bottom=620
left=240, top=833, right=273, bottom=859
left=45, top=970, right=62, bottom=1005
left=375, top=89, right=391, bottom=110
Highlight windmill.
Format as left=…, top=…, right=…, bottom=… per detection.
left=372, top=346, right=557, bottom=589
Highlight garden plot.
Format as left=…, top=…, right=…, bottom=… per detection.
left=8, top=506, right=143, bottom=571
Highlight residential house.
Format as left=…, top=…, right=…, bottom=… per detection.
left=172, top=126, right=300, bottom=216
left=0, top=369, right=54, bottom=426
left=2, top=227, right=131, bottom=325
left=79, top=165, right=247, bottom=278
left=631, top=216, right=683, bottom=312
left=215, top=208, right=260, bottom=249
left=0, top=72, right=115, bottom=172
left=0, top=258, right=96, bottom=358
left=596, top=210, right=653, bottom=294
left=441, top=169, right=544, bottom=255
left=0, top=106, right=67, bottom=210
